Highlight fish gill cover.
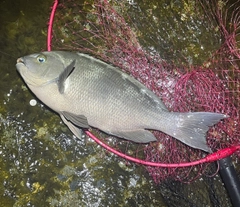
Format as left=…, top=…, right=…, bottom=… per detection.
left=49, top=0, right=240, bottom=185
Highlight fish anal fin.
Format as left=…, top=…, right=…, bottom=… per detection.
left=110, top=129, right=157, bottom=143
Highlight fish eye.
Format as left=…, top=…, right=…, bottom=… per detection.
left=37, top=55, right=46, bottom=63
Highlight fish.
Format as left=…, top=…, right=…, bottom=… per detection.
left=16, top=51, right=228, bottom=152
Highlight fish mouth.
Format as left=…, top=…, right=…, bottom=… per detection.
left=16, top=57, right=26, bottom=72
left=17, top=57, right=24, bottom=64
left=16, top=57, right=25, bottom=67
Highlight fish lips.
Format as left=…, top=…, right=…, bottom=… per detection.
left=16, top=57, right=26, bottom=73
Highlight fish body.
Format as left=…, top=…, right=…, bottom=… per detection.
left=16, top=51, right=228, bottom=152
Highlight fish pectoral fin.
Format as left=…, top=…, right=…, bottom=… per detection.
left=61, top=111, right=89, bottom=128
left=60, top=114, right=83, bottom=139
left=110, top=129, right=157, bottom=143
left=58, top=59, right=76, bottom=94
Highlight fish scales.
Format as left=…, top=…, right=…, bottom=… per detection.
left=65, top=54, right=163, bottom=129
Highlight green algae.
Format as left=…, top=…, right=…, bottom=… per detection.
left=124, top=0, right=221, bottom=66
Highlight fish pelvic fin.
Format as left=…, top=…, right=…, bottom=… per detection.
left=58, top=60, right=76, bottom=94
left=60, top=114, right=83, bottom=139
left=162, top=112, right=228, bottom=152
left=61, top=111, right=89, bottom=128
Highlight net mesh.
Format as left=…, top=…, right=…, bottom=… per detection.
left=50, top=0, right=240, bottom=188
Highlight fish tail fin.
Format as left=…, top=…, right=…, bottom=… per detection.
left=162, top=112, right=228, bottom=152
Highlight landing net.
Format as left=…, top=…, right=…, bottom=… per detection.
left=48, top=0, right=240, bottom=185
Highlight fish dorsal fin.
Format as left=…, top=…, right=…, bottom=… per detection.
left=61, top=111, right=89, bottom=128
left=58, top=60, right=76, bottom=94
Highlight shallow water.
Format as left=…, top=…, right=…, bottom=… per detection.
left=0, top=0, right=167, bottom=206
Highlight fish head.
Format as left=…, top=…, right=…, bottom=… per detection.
left=16, top=51, right=66, bottom=87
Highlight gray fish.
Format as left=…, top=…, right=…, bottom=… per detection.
left=16, top=51, right=228, bottom=152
